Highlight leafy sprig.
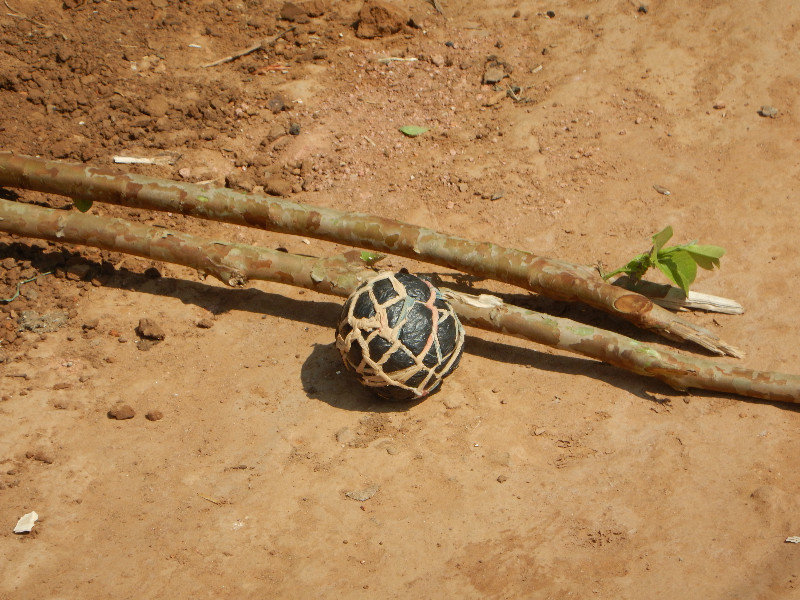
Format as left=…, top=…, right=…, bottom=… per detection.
left=602, top=226, right=725, bottom=295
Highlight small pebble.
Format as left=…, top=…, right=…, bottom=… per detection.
left=288, top=122, right=301, bottom=135
left=546, top=10, right=555, bottom=18
left=758, top=105, right=778, bottom=118
left=196, top=318, right=214, bottom=329
left=345, top=485, right=378, bottom=502
left=497, top=474, right=508, bottom=483
left=145, top=410, right=163, bottom=421
left=653, top=184, right=671, bottom=195
left=108, top=404, right=135, bottom=420
left=135, top=318, right=165, bottom=340
left=713, top=102, right=726, bottom=109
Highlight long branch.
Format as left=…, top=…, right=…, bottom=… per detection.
left=0, top=152, right=741, bottom=357
left=0, top=198, right=794, bottom=404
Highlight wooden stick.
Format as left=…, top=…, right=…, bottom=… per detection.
left=0, top=152, right=742, bottom=357
left=0, top=197, right=796, bottom=404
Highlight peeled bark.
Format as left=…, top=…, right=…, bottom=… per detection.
left=0, top=197, right=795, bottom=404
left=0, top=152, right=741, bottom=357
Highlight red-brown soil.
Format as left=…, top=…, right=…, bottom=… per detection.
left=2, top=1, right=799, bottom=598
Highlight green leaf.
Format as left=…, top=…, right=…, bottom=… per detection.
left=656, top=249, right=697, bottom=295
left=685, top=244, right=725, bottom=270
left=73, top=198, right=93, bottom=212
left=649, top=226, right=673, bottom=262
left=399, top=125, right=428, bottom=137
left=359, top=250, right=386, bottom=266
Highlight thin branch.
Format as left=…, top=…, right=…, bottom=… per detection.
left=201, top=26, right=296, bottom=68
left=0, top=198, right=795, bottom=404
left=0, top=152, right=741, bottom=357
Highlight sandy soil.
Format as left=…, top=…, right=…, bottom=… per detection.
left=1, top=1, right=799, bottom=598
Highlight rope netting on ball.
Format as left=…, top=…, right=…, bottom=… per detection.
left=335, top=271, right=465, bottom=401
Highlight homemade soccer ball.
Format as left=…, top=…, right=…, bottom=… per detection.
left=335, top=271, right=465, bottom=401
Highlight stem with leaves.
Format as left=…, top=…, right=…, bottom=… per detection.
left=0, top=152, right=741, bottom=357
left=0, top=197, right=796, bottom=404
left=602, top=226, right=726, bottom=296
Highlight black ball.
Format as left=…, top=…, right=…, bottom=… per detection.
left=335, top=271, right=465, bottom=401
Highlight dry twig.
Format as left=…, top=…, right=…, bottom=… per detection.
left=201, top=26, right=296, bottom=68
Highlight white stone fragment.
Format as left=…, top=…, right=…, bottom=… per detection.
left=13, top=511, right=38, bottom=534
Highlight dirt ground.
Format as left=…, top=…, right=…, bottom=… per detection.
left=1, top=0, right=799, bottom=598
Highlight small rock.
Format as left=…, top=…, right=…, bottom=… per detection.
left=653, top=184, right=671, bottom=196
left=533, top=427, right=546, bottom=436
left=52, top=382, right=71, bottom=390
left=263, top=176, right=293, bottom=197
left=407, top=14, right=425, bottom=29
left=280, top=1, right=310, bottom=23
left=82, top=318, right=99, bottom=331
left=490, top=191, right=505, bottom=201
left=637, top=5, right=648, bottom=14
left=145, top=410, right=163, bottom=421
left=108, top=404, right=135, bottom=420
left=302, top=0, right=326, bottom=17
left=345, top=484, right=379, bottom=501
left=135, top=318, right=165, bottom=340
left=225, top=170, right=257, bottom=192
left=458, top=182, right=469, bottom=193
left=13, top=511, right=38, bottom=534
left=513, top=9, right=521, bottom=17
left=355, top=0, right=407, bottom=39
left=497, top=474, right=508, bottom=483
left=267, top=94, right=286, bottom=114
left=196, top=318, right=214, bottom=329
left=18, top=310, right=68, bottom=333
left=430, top=54, right=445, bottom=67
left=758, top=105, right=778, bottom=118
left=335, top=427, right=355, bottom=444
left=265, top=124, right=285, bottom=142
left=482, top=67, right=506, bottom=85
left=713, top=102, right=726, bottom=110
left=288, top=122, right=301, bottom=136
left=546, top=10, right=556, bottom=18
left=25, top=448, right=55, bottom=464
left=143, top=95, right=170, bottom=118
